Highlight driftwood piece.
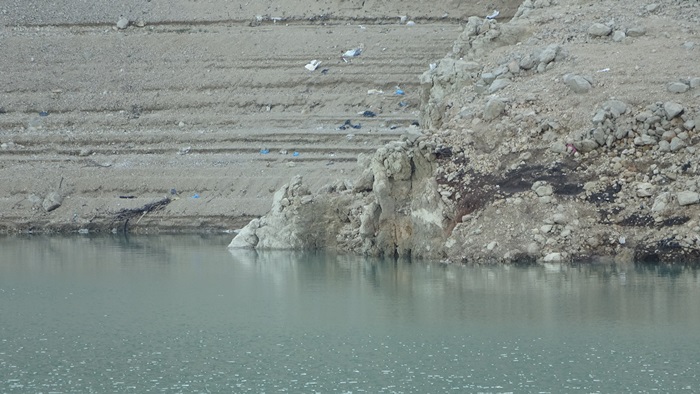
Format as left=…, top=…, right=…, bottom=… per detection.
left=114, top=196, right=171, bottom=233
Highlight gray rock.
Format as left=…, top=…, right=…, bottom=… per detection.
left=483, top=97, right=507, bottom=121
left=652, top=192, right=670, bottom=213
left=552, top=213, right=568, bottom=224
left=532, top=181, right=553, bottom=197
left=543, top=252, right=563, bottom=263
left=588, top=23, right=612, bottom=37
left=575, top=139, right=599, bottom=152
left=677, top=191, right=700, bottom=206
left=481, top=72, right=496, bottom=84
left=658, top=140, right=671, bottom=151
left=488, top=78, right=511, bottom=94
left=684, top=120, right=696, bottom=131
left=603, top=100, right=628, bottom=117
left=519, top=54, right=536, bottom=70
left=538, top=44, right=559, bottom=64
left=670, top=137, right=686, bottom=151
left=42, top=192, right=63, bottom=212
left=116, top=17, right=129, bottom=30
left=626, top=26, right=647, bottom=37
left=667, top=82, right=690, bottom=93
left=682, top=41, right=696, bottom=49
left=563, top=74, right=592, bottom=93
left=592, top=128, right=607, bottom=146
left=592, top=110, right=606, bottom=124
left=645, top=3, right=659, bottom=12
left=634, top=134, right=657, bottom=146
left=663, top=102, right=684, bottom=119
left=636, top=182, right=654, bottom=197
left=689, top=77, right=700, bottom=89
left=612, top=30, right=626, bottom=42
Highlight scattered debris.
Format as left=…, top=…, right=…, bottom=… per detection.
left=361, top=110, right=377, bottom=117
left=486, top=10, right=500, bottom=19
left=305, top=60, right=321, bottom=71
left=338, top=120, right=362, bottom=130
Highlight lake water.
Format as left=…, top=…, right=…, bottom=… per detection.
left=1, top=235, right=699, bottom=393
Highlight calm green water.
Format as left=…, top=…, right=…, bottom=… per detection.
left=1, top=236, right=699, bottom=393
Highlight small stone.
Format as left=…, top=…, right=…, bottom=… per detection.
left=626, top=26, right=647, bottom=37
left=663, top=102, right=684, bottom=119
left=603, top=100, right=628, bottom=117
left=575, top=139, right=599, bottom=152
left=563, top=74, right=592, bottom=93
left=612, top=30, right=626, bottom=42
left=592, top=110, right=606, bottom=124
left=483, top=97, right=506, bottom=121
left=488, top=78, right=511, bottom=94
left=677, top=191, right=700, bottom=206
left=588, top=23, right=612, bottom=37
left=519, top=54, right=536, bottom=70
left=689, top=77, right=700, bottom=89
left=670, top=137, right=686, bottom=152
left=42, top=192, right=63, bottom=212
left=116, top=16, right=129, bottom=29
left=538, top=44, right=559, bottom=64
left=682, top=41, right=696, bottom=50
left=652, top=192, right=670, bottom=212
left=543, top=252, right=563, bottom=263
left=540, top=224, right=553, bottom=233
left=486, top=241, right=498, bottom=251
left=552, top=213, right=567, bottom=224
left=645, top=3, right=659, bottom=12
left=534, top=184, right=554, bottom=197
left=78, top=148, right=92, bottom=157
left=636, top=182, right=654, bottom=197
left=667, top=82, right=690, bottom=93
left=481, top=72, right=496, bottom=84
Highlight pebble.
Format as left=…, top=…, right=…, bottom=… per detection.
left=483, top=97, right=506, bottom=121
left=612, top=30, right=626, bottom=42
left=636, top=182, right=654, bottom=197
left=563, top=74, right=592, bottom=93
left=667, top=82, right=689, bottom=93
left=538, top=44, right=559, bottom=64
left=543, top=252, right=563, bottom=263
left=42, top=192, right=63, bottom=212
left=588, top=23, right=612, bottom=37
left=116, top=17, right=129, bottom=30
left=626, top=26, right=647, bottom=37
left=488, top=78, right=511, bottom=94
left=677, top=191, right=700, bottom=206
left=645, top=3, right=659, bottom=12
left=663, top=101, right=684, bottom=119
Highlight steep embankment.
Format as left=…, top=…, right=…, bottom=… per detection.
left=231, top=0, right=700, bottom=264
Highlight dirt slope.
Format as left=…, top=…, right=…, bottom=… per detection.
left=0, top=1, right=522, bottom=233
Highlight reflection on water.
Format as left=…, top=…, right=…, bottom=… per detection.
left=1, top=235, right=700, bottom=393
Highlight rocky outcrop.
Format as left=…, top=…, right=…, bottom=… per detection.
left=229, top=132, right=451, bottom=259
left=232, top=0, right=700, bottom=265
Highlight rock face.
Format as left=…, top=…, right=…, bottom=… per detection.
left=230, top=137, right=450, bottom=259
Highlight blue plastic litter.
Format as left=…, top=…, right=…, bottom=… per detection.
left=292, top=151, right=299, bottom=156
left=39, top=111, right=49, bottom=117
left=193, top=194, right=200, bottom=199
left=399, top=101, right=408, bottom=107
left=362, top=110, right=376, bottom=117
left=260, top=149, right=270, bottom=154
left=395, top=89, right=405, bottom=95
left=338, top=119, right=362, bottom=130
